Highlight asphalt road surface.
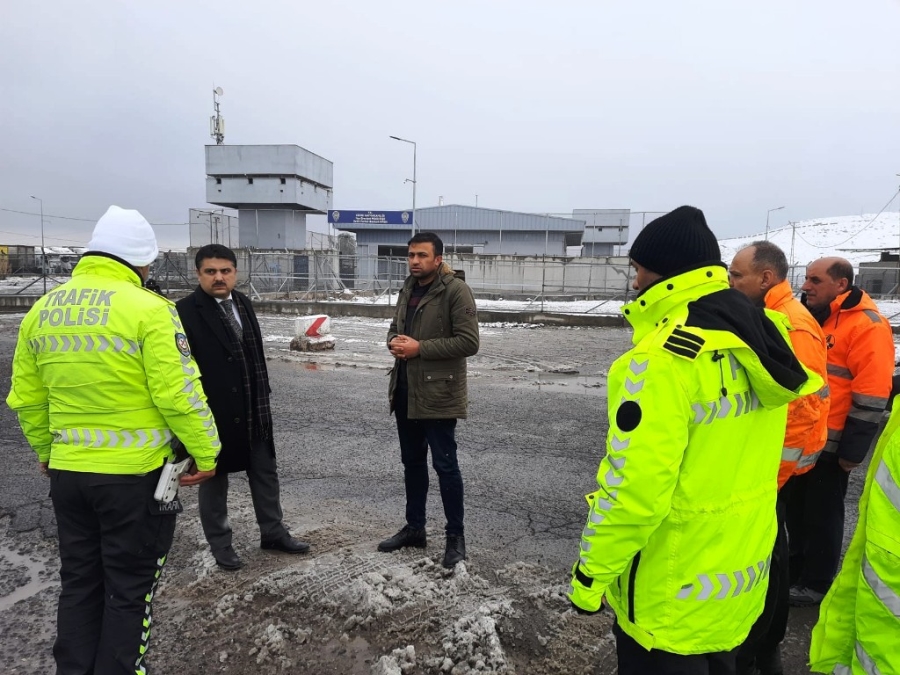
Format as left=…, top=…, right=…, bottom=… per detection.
left=0, top=313, right=865, bottom=674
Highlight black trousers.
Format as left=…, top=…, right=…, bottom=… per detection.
left=394, top=387, right=464, bottom=535
left=50, top=468, right=176, bottom=675
left=198, top=435, right=287, bottom=551
left=736, top=490, right=789, bottom=674
left=614, top=622, right=737, bottom=675
left=784, top=456, right=849, bottom=593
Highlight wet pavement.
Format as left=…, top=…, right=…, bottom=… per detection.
left=0, top=313, right=867, bottom=674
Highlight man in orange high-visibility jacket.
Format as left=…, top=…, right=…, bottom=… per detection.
left=789, top=257, right=894, bottom=608
left=729, top=241, right=829, bottom=675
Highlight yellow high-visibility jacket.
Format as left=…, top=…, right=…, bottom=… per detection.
left=7, top=255, right=220, bottom=473
left=809, top=397, right=900, bottom=674
left=569, top=265, right=821, bottom=654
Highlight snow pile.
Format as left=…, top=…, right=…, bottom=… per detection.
left=372, top=645, right=416, bottom=675
left=429, top=600, right=516, bottom=674
left=325, top=557, right=488, bottom=620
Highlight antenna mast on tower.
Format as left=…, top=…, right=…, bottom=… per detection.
left=210, top=86, right=225, bottom=145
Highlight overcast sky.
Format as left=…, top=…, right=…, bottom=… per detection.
left=2, top=0, right=899, bottom=250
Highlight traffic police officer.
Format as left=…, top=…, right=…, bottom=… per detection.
left=7, top=206, right=221, bottom=674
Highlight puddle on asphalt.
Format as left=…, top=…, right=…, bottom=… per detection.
left=508, top=373, right=608, bottom=397
left=0, top=545, right=56, bottom=613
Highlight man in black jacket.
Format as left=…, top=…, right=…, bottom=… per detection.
left=176, top=244, right=309, bottom=570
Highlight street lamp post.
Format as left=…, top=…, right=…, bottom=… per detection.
left=30, top=195, right=46, bottom=294
left=765, top=206, right=785, bottom=241
left=389, top=135, right=416, bottom=237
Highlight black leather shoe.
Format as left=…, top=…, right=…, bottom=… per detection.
left=261, top=534, right=311, bottom=554
left=378, top=525, right=426, bottom=552
left=442, top=534, right=466, bottom=568
left=213, top=545, right=243, bottom=571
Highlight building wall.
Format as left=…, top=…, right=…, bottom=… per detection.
left=583, top=243, right=615, bottom=257
left=351, top=228, right=568, bottom=256
left=575, top=208, right=630, bottom=249
left=238, top=209, right=307, bottom=249
left=205, top=144, right=334, bottom=214
left=207, top=176, right=332, bottom=212
left=205, top=145, right=334, bottom=187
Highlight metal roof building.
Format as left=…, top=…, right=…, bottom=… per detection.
left=333, top=204, right=585, bottom=257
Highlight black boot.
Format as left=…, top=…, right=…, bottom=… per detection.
left=378, top=525, right=426, bottom=552
left=443, top=534, right=466, bottom=568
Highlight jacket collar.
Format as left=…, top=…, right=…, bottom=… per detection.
left=623, top=265, right=730, bottom=344
left=764, top=279, right=794, bottom=311
left=73, top=253, right=144, bottom=286
left=401, top=266, right=455, bottom=300
left=831, top=286, right=872, bottom=313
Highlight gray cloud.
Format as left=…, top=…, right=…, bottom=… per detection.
left=2, top=0, right=899, bottom=249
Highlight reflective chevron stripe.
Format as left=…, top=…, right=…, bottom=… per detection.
left=875, top=460, right=900, bottom=511
left=862, top=555, right=900, bottom=618
left=53, top=428, right=174, bottom=448
left=29, top=334, right=140, bottom=354
left=691, top=389, right=759, bottom=425
left=854, top=641, right=883, bottom=674
left=676, top=556, right=771, bottom=601
left=134, top=554, right=168, bottom=674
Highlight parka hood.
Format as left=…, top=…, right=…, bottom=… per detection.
left=623, top=265, right=816, bottom=410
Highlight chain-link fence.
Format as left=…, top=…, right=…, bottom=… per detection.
left=9, top=251, right=900, bottom=305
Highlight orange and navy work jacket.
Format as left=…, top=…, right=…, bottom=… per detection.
left=818, top=287, right=894, bottom=464
left=766, top=281, right=829, bottom=487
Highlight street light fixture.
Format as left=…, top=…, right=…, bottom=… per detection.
left=30, top=195, right=46, bottom=294
left=765, top=206, right=785, bottom=241
left=389, top=135, right=416, bottom=237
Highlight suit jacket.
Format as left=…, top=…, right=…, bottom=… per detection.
left=175, top=287, right=272, bottom=473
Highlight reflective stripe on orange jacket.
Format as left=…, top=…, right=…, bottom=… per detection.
left=819, top=288, right=894, bottom=464
left=765, top=281, right=829, bottom=488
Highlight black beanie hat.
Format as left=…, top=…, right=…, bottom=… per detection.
left=629, top=205, right=721, bottom=278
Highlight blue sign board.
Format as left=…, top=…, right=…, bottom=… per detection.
left=328, top=210, right=413, bottom=226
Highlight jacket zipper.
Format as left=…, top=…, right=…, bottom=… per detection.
left=628, top=551, right=641, bottom=623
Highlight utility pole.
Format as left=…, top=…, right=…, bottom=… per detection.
left=789, top=221, right=797, bottom=286
left=389, top=135, right=417, bottom=237
left=30, top=195, right=46, bottom=294
left=896, top=175, right=900, bottom=296
left=765, top=206, right=785, bottom=241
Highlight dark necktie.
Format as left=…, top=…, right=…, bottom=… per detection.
left=220, top=298, right=243, bottom=340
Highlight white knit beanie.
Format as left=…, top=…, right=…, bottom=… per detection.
left=87, top=205, right=159, bottom=266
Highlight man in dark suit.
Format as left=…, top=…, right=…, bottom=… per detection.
left=176, top=244, right=309, bottom=570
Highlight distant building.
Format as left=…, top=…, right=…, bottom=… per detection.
left=331, top=204, right=585, bottom=258
left=205, top=144, right=333, bottom=250
left=574, top=209, right=630, bottom=256
left=855, top=250, right=900, bottom=295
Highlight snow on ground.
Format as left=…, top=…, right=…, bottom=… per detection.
left=719, top=211, right=900, bottom=266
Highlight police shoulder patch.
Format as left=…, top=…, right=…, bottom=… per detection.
left=175, top=332, right=191, bottom=357
left=616, top=400, right=642, bottom=432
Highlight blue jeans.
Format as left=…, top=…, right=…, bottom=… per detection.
left=394, top=387, right=464, bottom=536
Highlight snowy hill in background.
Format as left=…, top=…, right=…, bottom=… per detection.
left=719, top=212, right=900, bottom=267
